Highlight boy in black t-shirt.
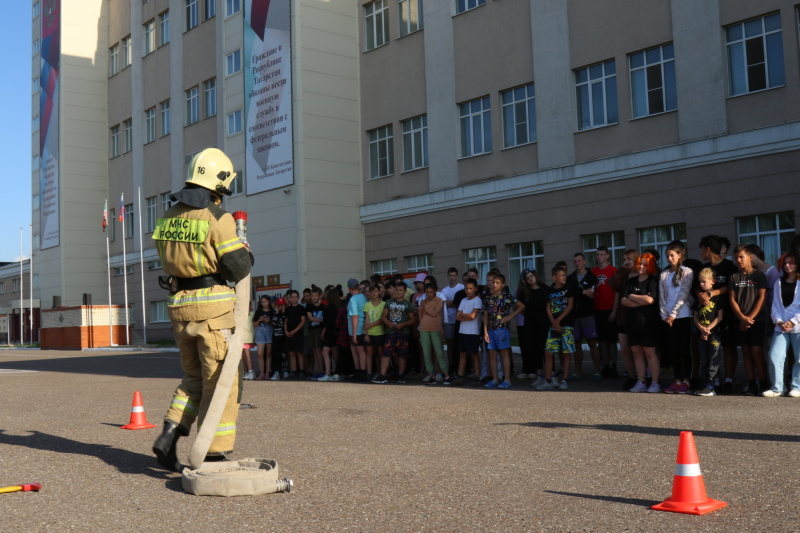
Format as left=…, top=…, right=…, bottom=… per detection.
left=729, top=245, right=769, bottom=394
left=537, top=265, right=576, bottom=391
left=270, top=298, right=287, bottom=380
left=305, top=287, right=325, bottom=378
left=284, top=289, right=307, bottom=378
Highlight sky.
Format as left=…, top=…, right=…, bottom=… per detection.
left=2, top=3, right=33, bottom=262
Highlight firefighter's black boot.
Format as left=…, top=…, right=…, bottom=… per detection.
left=153, top=420, right=186, bottom=472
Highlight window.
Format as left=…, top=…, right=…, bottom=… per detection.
left=460, top=96, right=492, bottom=157
left=501, top=83, right=537, bottom=148
left=33, top=39, right=40, bottom=56
left=186, top=86, right=199, bottom=125
left=726, top=13, right=784, bottom=96
left=457, top=0, right=485, bottom=14
left=575, top=60, right=618, bottom=130
left=121, top=36, right=132, bottom=68
left=148, top=260, right=163, bottom=270
left=151, top=301, right=169, bottom=322
left=110, top=125, right=120, bottom=158
left=33, top=154, right=40, bottom=168
left=13, top=278, right=19, bottom=292
left=226, top=50, right=241, bottom=75
left=638, top=224, right=686, bottom=267
left=0, top=281, right=4, bottom=294
left=145, top=107, right=156, bottom=143
left=160, top=100, right=171, bottom=136
left=204, top=78, right=217, bottom=118
left=204, top=0, right=216, bottom=20
left=33, top=1, right=40, bottom=18
left=146, top=196, right=157, bottom=233
left=125, top=204, right=134, bottom=238
left=365, top=0, right=389, bottom=51
left=368, top=125, right=393, bottom=179
left=33, top=76, right=39, bottom=94
left=144, top=20, right=155, bottom=55
left=508, top=242, right=544, bottom=283
left=109, top=44, right=119, bottom=76
left=372, top=259, right=397, bottom=277
left=399, top=0, right=423, bottom=37
left=630, top=44, right=676, bottom=118
left=109, top=209, right=116, bottom=241
left=226, top=0, right=241, bottom=17
left=161, top=192, right=172, bottom=214
left=33, top=274, right=40, bottom=290
left=582, top=231, right=625, bottom=267
left=159, top=11, right=170, bottom=46
left=737, top=211, right=795, bottom=267
left=230, top=169, right=244, bottom=195
left=401, top=115, right=428, bottom=171
left=406, top=253, right=434, bottom=273
left=227, top=110, right=243, bottom=135
left=114, top=265, right=135, bottom=276
left=123, top=119, right=133, bottom=153
left=186, top=0, right=199, bottom=31
left=33, top=115, right=40, bottom=132
left=464, top=246, right=497, bottom=282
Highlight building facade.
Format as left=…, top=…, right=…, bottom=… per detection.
left=359, top=0, right=800, bottom=284
left=31, top=0, right=362, bottom=341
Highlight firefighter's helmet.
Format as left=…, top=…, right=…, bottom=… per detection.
left=185, top=148, right=237, bottom=196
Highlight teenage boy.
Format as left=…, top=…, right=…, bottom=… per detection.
left=454, top=278, right=483, bottom=386
left=270, top=297, right=287, bottom=380
left=482, top=273, right=525, bottom=389
left=284, top=289, right=307, bottom=379
left=591, top=246, right=619, bottom=378
left=305, top=287, right=325, bottom=379
left=538, top=265, right=576, bottom=391
left=347, top=278, right=369, bottom=380
left=697, top=235, right=739, bottom=393
left=567, top=253, right=601, bottom=380
left=442, top=267, right=465, bottom=373
left=729, top=245, right=770, bottom=394
left=374, top=282, right=416, bottom=383
left=694, top=268, right=724, bottom=396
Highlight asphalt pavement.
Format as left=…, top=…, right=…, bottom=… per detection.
left=1, top=348, right=798, bottom=532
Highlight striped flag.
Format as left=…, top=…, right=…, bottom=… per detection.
left=102, top=199, right=107, bottom=232
left=119, top=193, right=125, bottom=222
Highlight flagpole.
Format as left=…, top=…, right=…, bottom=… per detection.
left=104, top=199, right=113, bottom=346
left=137, top=187, right=147, bottom=346
left=121, top=193, right=130, bottom=345
left=29, top=224, right=33, bottom=345
left=19, top=227, right=23, bottom=345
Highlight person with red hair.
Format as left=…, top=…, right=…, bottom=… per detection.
left=622, top=253, right=661, bottom=392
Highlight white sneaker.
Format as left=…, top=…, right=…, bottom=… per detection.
left=530, top=376, right=547, bottom=388
left=559, top=380, right=569, bottom=391
left=536, top=381, right=556, bottom=391
left=270, top=371, right=280, bottom=381
left=762, top=389, right=783, bottom=397
left=789, top=389, right=800, bottom=398
left=244, top=370, right=255, bottom=380
left=550, top=377, right=560, bottom=386
left=647, top=382, right=661, bottom=393
left=629, top=381, right=648, bottom=393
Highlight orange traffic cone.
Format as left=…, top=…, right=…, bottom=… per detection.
left=121, top=391, right=157, bottom=430
left=652, top=431, right=727, bottom=515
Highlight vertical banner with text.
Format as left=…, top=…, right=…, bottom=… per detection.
left=244, top=0, right=293, bottom=194
left=40, top=0, right=60, bottom=249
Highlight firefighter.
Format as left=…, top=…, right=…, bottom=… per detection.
left=151, top=147, right=253, bottom=472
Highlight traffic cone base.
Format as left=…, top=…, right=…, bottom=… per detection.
left=652, top=431, right=727, bottom=515
left=121, top=391, right=157, bottom=430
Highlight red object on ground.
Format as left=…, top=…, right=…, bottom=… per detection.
left=121, top=391, right=157, bottom=430
left=652, top=431, right=727, bottom=515
left=0, top=483, right=42, bottom=494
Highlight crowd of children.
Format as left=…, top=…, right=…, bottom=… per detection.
left=238, top=233, right=800, bottom=397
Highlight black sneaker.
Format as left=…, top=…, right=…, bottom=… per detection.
left=719, top=381, right=734, bottom=395
left=371, top=374, right=388, bottom=384
left=396, top=373, right=406, bottom=384
left=696, top=386, right=716, bottom=396
left=426, top=377, right=438, bottom=385
left=442, top=376, right=452, bottom=385
left=608, top=365, right=619, bottom=379
left=451, top=375, right=465, bottom=386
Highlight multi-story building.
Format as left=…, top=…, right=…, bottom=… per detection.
left=359, top=0, right=800, bottom=283
left=31, top=0, right=800, bottom=343
left=31, top=0, right=362, bottom=341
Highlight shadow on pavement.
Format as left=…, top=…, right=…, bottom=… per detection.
left=544, top=490, right=659, bottom=508
left=0, top=429, right=181, bottom=486
left=503, top=421, right=800, bottom=442
left=0, top=353, right=182, bottom=380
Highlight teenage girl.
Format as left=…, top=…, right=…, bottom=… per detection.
left=659, top=243, right=695, bottom=394
left=764, top=252, right=800, bottom=397
left=252, top=295, right=274, bottom=380
left=623, top=253, right=661, bottom=393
